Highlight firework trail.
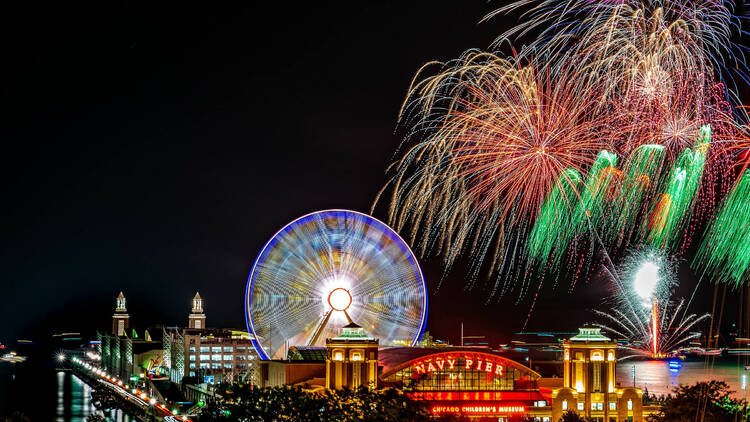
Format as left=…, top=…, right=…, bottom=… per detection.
left=644, top=126, right=710, bottom=249
left=490, top=0, right=747, bottom=98
left=693, top=168, right=750, bottom=286
left=374, top=52, right=609, bottom=295
left=594, top=247, right=710, bottom=358
left=375, top=0, right=750, bottom=295
left=595, top=299, right=709, bottom=359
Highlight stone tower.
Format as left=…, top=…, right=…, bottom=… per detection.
left=189, top=292, right=206, bottom=329
left=112, top=291, right=130, bottom=336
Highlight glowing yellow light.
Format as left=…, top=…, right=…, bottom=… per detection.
left=328, top=288, right=352, bottom=311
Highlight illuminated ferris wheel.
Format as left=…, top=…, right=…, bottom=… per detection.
left=245, top=209, right=428, bottom=360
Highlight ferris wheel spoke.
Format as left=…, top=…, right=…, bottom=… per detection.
left=246, top=210, right=428, bottom=359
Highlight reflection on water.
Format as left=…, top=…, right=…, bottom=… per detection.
left=616, top=359, right=750, bottom=398
left=55, top=371, right=134, bottom=422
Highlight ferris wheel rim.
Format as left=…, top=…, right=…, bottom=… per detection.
left=244, top=208, right=428, bottom=360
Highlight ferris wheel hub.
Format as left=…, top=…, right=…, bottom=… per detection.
left=328, top=287, right=352, bottom=311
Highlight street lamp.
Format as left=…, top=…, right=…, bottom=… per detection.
left=57, top=353, right=65, bottom=362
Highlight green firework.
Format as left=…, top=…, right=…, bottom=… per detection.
left=694, top=168, right=750, bottom=286
left=573, top=150, right=620, bottom=234
left=525, top=168, right=583, bottom=271
left=607, top=144, right=666, bottom=248
left=646, top=125, right=710, bottom=249
left=526, top=150, right=618, bottom=272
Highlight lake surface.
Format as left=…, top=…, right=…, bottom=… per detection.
left=1, top=362, right=134, bottom=421
left=616, top=358, right=750, bottom=399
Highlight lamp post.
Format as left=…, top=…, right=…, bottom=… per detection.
left=743, top=371, right=748, bottom=421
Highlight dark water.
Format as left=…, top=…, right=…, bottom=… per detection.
left=616, top=358, right=750, bottom=399
left=1, top=362, right=135, bottom=421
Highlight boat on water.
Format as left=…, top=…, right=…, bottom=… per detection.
left=1, top=351, right=26, bottom=363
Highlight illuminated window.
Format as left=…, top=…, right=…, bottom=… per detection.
left=224, top=363, right=232, bottom=369
left=189, top=347, right=196, bottom=353
left=627, top=400, right=633, bottom=410
left=199, top=363, right=209, bottom=369
left=189, top=363, right=196, bottom=369
left=223, top=347, right=233, bottom=352
left=189, top=371, right=195, bottom=376
left=593, top=361, right=602, bottom=392
left=223, top=355, right=233, bottom=361
left=608, top=350, right=615, bottom=361
left=236, top=355, right=245, bottom=361
left=562, top=400, right=568, bottom=410
left=200, top=347, right=210, bottom=353
left=211, top=354, right=221, bottom=361
left=577, top=402, right=584, bottom=411
left=534, top=401, right=547, bottom=407
left=590, top=402, right=603, bottom=411
left=211, top=347, right=221, bottom=353
left=609, top=402, right=616, bottom=410
left=211, top=363, right=221, bottom=369
left=591, top=351, right=604, bottom=361
left=189, top=355, right=196, bottom=361
left=199, top=354, right=210, bottom=361
left=351, top=351, right=362, bottom=361
left=333, top=351, right=343, bottom=361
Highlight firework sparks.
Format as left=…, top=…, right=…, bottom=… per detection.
left=375, top=0, right=750, bottom=295
left=595, top=247, right=709, bottom=358
left=374, top=52, right=609, bottom=294
left=693, top=168, right=750, bottom=286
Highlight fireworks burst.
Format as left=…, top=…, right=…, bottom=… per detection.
left=374, top=52, right=608, bottom=294
left=595, top=247, right=710, bottom=358
left=375, top=0, right=750, bottom=295
left=693, top=168, right=750, bottom=286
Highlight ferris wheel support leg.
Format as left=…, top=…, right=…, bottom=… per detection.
left=344, top=310, right=353, bottom=325
left=307, top=310, right=333, bottom=347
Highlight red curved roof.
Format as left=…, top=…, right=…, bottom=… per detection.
left=378, top=347, right=541, bottom=379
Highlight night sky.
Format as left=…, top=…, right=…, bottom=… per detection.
left=0, top=2, right=729, bottom=351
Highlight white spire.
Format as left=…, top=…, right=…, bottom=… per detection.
left=115, top=291, right=127, bottom=312
left=192, top=292, right=203, bottom=313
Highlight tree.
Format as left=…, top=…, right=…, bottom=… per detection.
left=2, top=412, right=30, bottom=422
left=558, top=410, right=592, bottom=422
left=197, top=384, right=466, bottom=421
left=649, top=380, right=748, bottom=422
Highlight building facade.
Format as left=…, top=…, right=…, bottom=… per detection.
left=259, top=326, right=656, bottom=421
left=553, top=327, right=644, bottom=421
left=178, top=291, right=260, bottom=385
left=325, top=322, right=379, bottom=390
left=183, top=328, right=259, bottom=384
